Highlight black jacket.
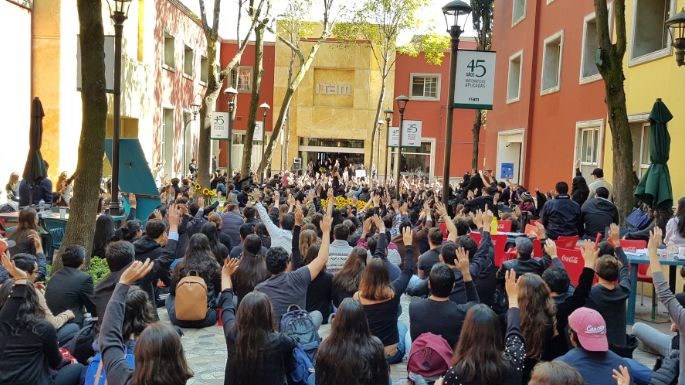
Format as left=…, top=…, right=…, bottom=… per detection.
left=499, top=254, right=552, bottom=278
left=581, top=197, right=619, bottom=238
left=45, top=266, right=97, bottom=323
left=540, top=195, right=582, bottom=239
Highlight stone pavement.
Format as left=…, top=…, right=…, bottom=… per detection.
left=161, top=293, right=668, bottom=385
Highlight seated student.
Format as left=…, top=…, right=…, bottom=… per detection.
left=316, top=298, right=390, bottom=385
left=232, top=234, right=270, bottom=304
left=529, top=361, right=631, bottom=385
left=540, top=181, right=582, bottom=239
left=585, top=224, right=631, bottom=349
left=0, top=253, right=84, bottom=385
left=45, top=245, right=97, bottom=325
left=255, top=208, right=332, bottom=329
left=498, top=237, right=551, bottom=278
left=99, top=259, right=194, bottom=385
left=208, top=212, right=232, bottom=251
left=331, top=246, right=369, bottom=307
left=327, top=223, right=353, bottom=273
left=201, top=222, right=230, bottom=264
left=218, top=259, right=297, bottom=385
left=409, top=259, right=479, bottom=348
left=556, top=307, right=652, bottom=385
left=417, top=227, right=445, bottom=279
left=581, top=187, right=619, bottom=239
left=229, top=223, right=267, bottom=259
left=437, top=270, right=524, bottom=385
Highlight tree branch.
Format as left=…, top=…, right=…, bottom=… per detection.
left=614, top=0, right=627, bottom=58
left=266, top=24, right=305, bottom=64
left=212, top=0, right=221, bottom=34
left=199, top=0, right=210, bottom=32
left=220, top=0, right=267, bottom=79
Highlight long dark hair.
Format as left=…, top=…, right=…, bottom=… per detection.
left=315, top=298, right=389, bottom=385
left=0, top=280, right=46, bottom=334
left=233, top=253, right=270, bottom=294
left=93, top=214, right=116, bottom=256
left=9, top=207, right=38, bottom=246
left=676, top=197, right=685, bottom=238
left=332, top=247, right=368, bottom=294
left=200, top=222, right=225, bottom=264
left=518, top=273, right=557, bottom=360
left=123, top=286, right=154, bottom=341
left=116, top=219, right=142, bottom=242
left=174, top=234, right=220, bottom=283
left=571, top=176, right=589, bottom=203
left=452, top=304, right=507, bottom=384
left=133, top=323, right=193, bottom=385
left=358, top=257, right=394, bottom=301
left=230, top=291, right=276, bottom=385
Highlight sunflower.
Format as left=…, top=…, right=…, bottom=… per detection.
left=194, top=182, right=202, bottom=190
left=202, top=188, right=210, bottom=195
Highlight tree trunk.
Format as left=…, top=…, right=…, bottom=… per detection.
left=240, top=23, right=265, bottom=178
left=197, top=34, right=220, bottom=187
left=369, top=79, right=386, bottom=174
left=472, top=109, right=482, bottom=170
left=57, top=0, right=108, bottom=270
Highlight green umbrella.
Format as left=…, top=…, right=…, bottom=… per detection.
left=22, top=97, right=47, bottom=204
left=634, top=98, right=673, bottom=210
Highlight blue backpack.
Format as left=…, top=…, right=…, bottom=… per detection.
left=288, top=345, right=315, bottom=385
left=84, top=341, right=136, bottom=385
left=279, top=304, right=320, bottom=362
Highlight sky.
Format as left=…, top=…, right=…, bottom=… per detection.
left=179, top=0, right=476, bottom=44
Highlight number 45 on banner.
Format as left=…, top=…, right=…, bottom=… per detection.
left=454, top=50, right=496, bottom=110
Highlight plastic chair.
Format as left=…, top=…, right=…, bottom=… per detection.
left=620, top=239, right=655, bottom=319
left=556, top=235, right=580, bottom=249
left=439, top=223, right=448, bottom=241
left=497, top=220, right=513, bottom=232
left=491, top=234, right=509, bottom=267
left=469, top=231, right=482, bottom=246
left=532, top=238, right=543, bottom=257
left=43, top=218, right=67, bottom=260
left=558, top=247, right=585, bottom=287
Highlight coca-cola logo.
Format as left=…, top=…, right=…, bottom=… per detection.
left=561, top=255, right=579, bottom=264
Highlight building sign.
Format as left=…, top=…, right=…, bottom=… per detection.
left=454, top=50, right=496, bottom=110
left=388, top=120, right=422, bottom=148
left=253, top=121, right=264, bottom=141
left=316, top=83, right=353, bottom=96
left=210, top=112, right=229, bottom=139
left=501, top=162, right=514, bottom=179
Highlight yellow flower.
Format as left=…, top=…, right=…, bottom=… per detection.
left=202, top=188, right=210, bottom=195
left=194, top=183, right=202, bottom=190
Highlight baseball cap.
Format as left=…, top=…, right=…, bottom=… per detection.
left=568, top=307, right=608, bottom=352
left=515, top=237, right=534, bottom=256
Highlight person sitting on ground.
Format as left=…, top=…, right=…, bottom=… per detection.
left=201, top=222, right=230, bottom=264
left=99, top=259, right=194, bottom=385
left=540, top=181, right=582, bottom=239
left=437, top=270, right=525, bottom=385
left=208, top=212, right=232, bottom=251
left=0, top=225, right=47, bottom=283
left=254, top=190, right=294, bottom=253
left=92, top=213, right=116, bottom=259
left=581, top=187, right=619, bottom=239
left=221, top=203, right=245, bottom=248
left=315, top=297, right=390, bottom=385
left=409, top=259, right=479, bottom=349
left=116, top=219, right=143, bottom=243
left=331, top=246, right=369, bottom=307
left=555, top=307, right=652, bottom=385
left=541, top=264, right=575, bottom=305
left=229, top=223, right=266, bottom=259
left=45, top=245, right=97, bottom=325
left=231, top=234, right=270, bottom=304
left=417, top=227, right=445, bottom=279
left=0, top=253, right=84, bottom=385
left=327, top=223, right=353, bottom=274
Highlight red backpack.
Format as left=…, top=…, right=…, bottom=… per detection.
left=407, top=333, right=454, bottom=382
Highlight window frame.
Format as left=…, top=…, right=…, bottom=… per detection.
left=579, top=4, right=614, bottom=84
left=231, top=66, right=253, bottom=93
left=512, top=0, right=527, bottom=27
left=629, top=0, right=676, bottom=66
left=572, top=119, right=605, bottom=178
left=183, top=45, right=193, bottom=78
left=160, top=106, right=176, bottom=176
left=540, top=30, right=564, bottom=95
left=200, top=55, right=208, bottom=84
left=162, top=32, right=175, bottom=70
left=409, top=73, right=441, bottom=101
left=507, top=50, right=524, bottom=104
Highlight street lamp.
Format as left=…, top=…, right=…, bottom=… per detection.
left=395, top=95, right=409, bottom=199
left=383, top=109, right=393, bottom=183
left=183, top=102, right=201, bottom=176
left=223, top=86, right=238, bottom=179
left=376, top=119, right=384, bottom=180
left=106, top=0, right=131, bottom=215
left=259, top=102, right=270, bottom=181
left=441, top=0, right=472, bottom=204
left=666, top=8, right=685, bottom=66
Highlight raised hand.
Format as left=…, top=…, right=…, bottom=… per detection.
left=612, top=365, right=630, bottom=385
left=27, top=230, right=43, bottom=254
left=320, top=213, right=333, bottom=235
left=544, top=239, right=558, bottom=258
left=471, top=210, right=484, bottom=230
left=1, top=252, right=27, bottom=281
left=581, top=240, right=598, bottom=269
left=362, top=217, right=372, bottom=238
left=534, top=222, right=546, bottom=240
left=482, top=209, right=494, bottom=230
left=505, top=269, right=519, bottom=307
left=402, top=226, right=413, bottom=246
left=648, top=227, right=664, bottom=274
left=435, top=201, right=448, bottom=219
left=128, top=193, right=137, bottom=208
left=294, top=203, right=304, bottom=226
left=222, top=258, right=240, bottom=277
left=119, top=259, right=153, bottom=285
left=609, top=223, right=620, bottom=246
left=372, top=214, right=386, bottom=233
left=455, top=247, right=471, bottom=279
left=167, top=204, right=181, bottom=231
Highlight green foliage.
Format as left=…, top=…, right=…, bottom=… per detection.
left=471, top=0, right=494, bottom=50
left=398, top=34, right=451, bottom=65
left=87, top=256, right=110, bottom=286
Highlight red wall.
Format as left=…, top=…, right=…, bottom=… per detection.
left=393, top=39, right=485, bottom=180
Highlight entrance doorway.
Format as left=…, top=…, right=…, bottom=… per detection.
left=497, top=129, right=524, bottom=184
left=298, top=137, right=365, bottom=174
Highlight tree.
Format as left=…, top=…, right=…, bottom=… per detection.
left=594, top=0, right=633, bottom=221
left=256, top=0, right=336, bottom=176
left=196, top=0, right=266, bottom=186
left=470, top=0, right=493, bottom=170
left=57, top=0, right=108, bottom=268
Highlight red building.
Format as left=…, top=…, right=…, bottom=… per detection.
left=216, top=40, right=275, bottom=172
left=484, top=0, right=608, bottom=190
left=392, top=38, right=485, bottom=182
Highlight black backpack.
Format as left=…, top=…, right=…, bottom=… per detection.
left=64, top=320, right=97, bottom=364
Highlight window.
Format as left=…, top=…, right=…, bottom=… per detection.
left=507, top=51, right=523, bottom=102
left=574, top=122, right=603, bottom=179
left=513, top=0, right=526, bottom=25
left=631, top=122, right=651, bottom=178
left=183, top=45, right=193, bottom=76
left=163, top=34, right=175, bottom=68
left=631, top=0, right=673, bottom=61
left=580, top=15, right=601, bottom=82
left=401, top=141, right=433, bottom=177
left=410, top=74, right=440, bottom=100
left=200, top=55, right=208, bottom=83
left=541, top=31, right=563, bottom=94
left=230, top=66, right=252, bottom=93
left=161, top=108, right=175, bottom=176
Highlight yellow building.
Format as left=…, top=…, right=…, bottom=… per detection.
left=603, top=0, right=685, bottom=203
left=271, top=30, right=395, bottom=174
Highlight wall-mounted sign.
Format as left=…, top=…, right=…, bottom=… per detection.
left=253, top=121, right=264, bottom=141
left=454, top=50, right=496, bottom=110
left=388, top=120, right=422, bottom=148
left=210, top=112, right=229, bottom=139
left=501, top=162, right=514, bottom=179
left=316, top=83, right=353, bottom=96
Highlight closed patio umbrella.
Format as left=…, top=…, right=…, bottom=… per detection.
left=634, top=98, right=673, bottom=210
left=22, top=97, right=47, bottom=205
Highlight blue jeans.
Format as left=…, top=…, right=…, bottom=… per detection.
left=386, top=321, right=411, bottom=364
left=56, top=322, right=80, bottom=347
left=625, top=358, right=652, bottom=385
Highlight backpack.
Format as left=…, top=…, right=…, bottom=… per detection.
left=64, top=320, right=97, bottom=364
left=175, top=271, right=208, bottom=321
left=279, top=304, right=320, bottom=362
left=287, top=345, right=315, bottom=385
left=84, top=341, right=136, bottom=385
left=407, top=333, right=454, bottom=383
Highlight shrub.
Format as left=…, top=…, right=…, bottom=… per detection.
left=88, top=256, right=111, bottom=285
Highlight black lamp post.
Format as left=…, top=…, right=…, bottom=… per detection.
left=383, top=109, right=393, bottom=183
left=183, top=103, right=201, bottom=177
left=395, top=95, right=409, bottom=199
left=441, top=0, right=472, bottom=204
left=107, top=0, right=131, bottom=215
left=666, top=8, right=685, bottom=66
left=223, top=86, right=237, bottom=178
left=259, top=102, right=270, bottom=181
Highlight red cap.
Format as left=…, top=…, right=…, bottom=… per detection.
left=568, top=307, right=608, bottom=352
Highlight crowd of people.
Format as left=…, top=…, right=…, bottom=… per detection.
left=0, top=160, right=685, bottom=385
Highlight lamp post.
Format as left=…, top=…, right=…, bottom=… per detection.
left=376, top=120, right=384, bottom=180
left=106, top=0, right=131, bottom=215
left=259, top=102, right=270, bottom=182
left=383, top=109, right=393, bottom=183
left=441, top=0, right=472, bottom=204
left=395, top=95, right=409, bottom=199
left=183, top=103, right=201, bottom=177
left=666, top=8, right=685, bottom=67
left=223, top=87, right=237, bottom=179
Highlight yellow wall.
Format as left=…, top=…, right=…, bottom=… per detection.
left=603, top=0, right=685, bottom=203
